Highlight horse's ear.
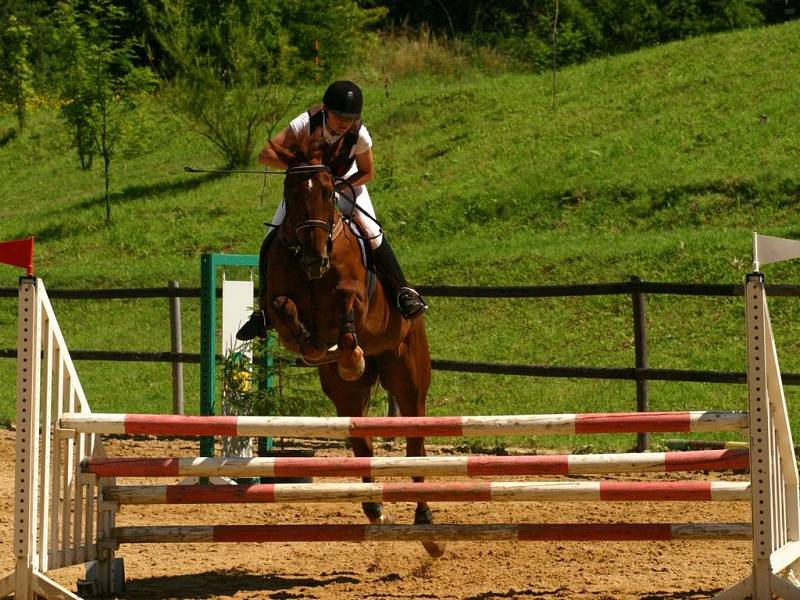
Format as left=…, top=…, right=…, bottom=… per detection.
left=270, top=140, right=297, bottom=166
left=307, top=136, right=324, bottom=165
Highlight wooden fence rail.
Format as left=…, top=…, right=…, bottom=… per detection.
left=3, top=278, right=800, bottom=449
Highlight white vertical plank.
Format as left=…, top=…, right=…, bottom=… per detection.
left=72, top=425, right=85, bottom=566
left=48, top=346, right=64, bottom=570
left=763, top=301, right=800, bottom=541
left=61, top=373, right=75, bottom=567
left=84, top=436, right=98, bottom=562
left=745, top=275, right=773, bottom=599
left=13, top=278, right=39, bottom=599
left=36, top=315, right=54, bottom=573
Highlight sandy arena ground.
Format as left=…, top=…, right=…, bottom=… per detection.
left=0, top=428, right=754, bottom=599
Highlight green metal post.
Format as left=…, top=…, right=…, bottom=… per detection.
left=258, top=332, right=275, bottom=455
left=199, top=254, right=217, bottom=457
left=199, top=252, right=265, bottom=458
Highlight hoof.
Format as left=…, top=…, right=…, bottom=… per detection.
left=370, top=512, right=395, bottom=525
left=337, top=347, right=365, bottom=381
left=413, top=506, right=434, bottom=525
left=363, top=502, right=387, bottom=524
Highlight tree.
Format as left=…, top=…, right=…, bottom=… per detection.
left=149, top=0, right=386, bottom=168
left=152, top=0, right=295, bottom=168
left=278, top=0, right=386, bottom=79
left=52, top=0, right=155, bottom=222
left=0, top=15, right=35, bottom=131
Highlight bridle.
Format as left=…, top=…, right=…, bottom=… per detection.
left=182, top=164, right=383, bottom=244
left=283, top=164, right=362, bottom=253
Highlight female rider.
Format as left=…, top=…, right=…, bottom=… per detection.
left=237, top=80, right=427, bottom=340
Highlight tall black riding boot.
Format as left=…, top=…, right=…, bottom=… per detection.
left=236, top=228, right=278, bottom=341
left=373, top=239, right=428, bottom=320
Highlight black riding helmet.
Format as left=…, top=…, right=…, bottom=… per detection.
left=323, top=81, right=362, bottom=120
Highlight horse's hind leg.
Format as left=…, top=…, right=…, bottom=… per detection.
left=377, top=322, right=444, bottom=557
left=407, top=436, right=444, bottom=557
left=318, top=362, right=389, bottom=524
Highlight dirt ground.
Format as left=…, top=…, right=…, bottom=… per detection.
left=0, top=428, right=755, bottom=600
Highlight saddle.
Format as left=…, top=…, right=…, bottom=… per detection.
left=344, top=217, right=377, bottom=303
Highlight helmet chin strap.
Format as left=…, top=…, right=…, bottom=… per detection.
left=321, top=109, right=343, bottom=143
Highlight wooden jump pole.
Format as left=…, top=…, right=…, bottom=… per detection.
left=110, top=523, right=753, bottom=544
left=101, top=480, right=751, bottom=505
left=81, top=449, right=750, bottom=478
left=60, top=410, right=749, bottom=438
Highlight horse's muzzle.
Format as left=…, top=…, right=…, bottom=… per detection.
left=301, top=254, right=330, bottom=280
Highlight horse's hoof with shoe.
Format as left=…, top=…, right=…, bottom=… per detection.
left=362, top=502, right=394, bottom=525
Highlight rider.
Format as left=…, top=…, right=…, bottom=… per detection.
left=236, top=80, right=428, bottom=341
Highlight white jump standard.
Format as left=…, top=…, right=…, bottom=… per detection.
left=3, top=255, right=800, bottom=598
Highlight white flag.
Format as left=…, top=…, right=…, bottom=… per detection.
left=754, top=233, right=800, bottom=268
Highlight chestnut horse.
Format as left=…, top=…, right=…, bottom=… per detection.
left=260, top=147, right=443, bottom=557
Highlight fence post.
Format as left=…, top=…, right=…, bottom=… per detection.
left=169, top=280, right=184, bottom=415
left=630, top=275, right=649, bottom=452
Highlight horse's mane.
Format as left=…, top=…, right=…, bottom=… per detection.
left=271, top=132, right=324, bottom=168
left=272, top=135, right=327, bottom=191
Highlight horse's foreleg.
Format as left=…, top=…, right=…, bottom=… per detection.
left=271, top=296, right=327, bottom=361
left=335, top=285, right=365, bottom=381
left=350, top=436, right=392, bottom=524
left=407, top=436, right=445, bottom=558
left=319, top=364, right=388, bottom=525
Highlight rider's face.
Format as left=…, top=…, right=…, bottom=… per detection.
left=325, top=109, right=354, bottom=135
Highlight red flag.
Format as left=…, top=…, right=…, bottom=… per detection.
left=0, top=237, right=35, bottom=276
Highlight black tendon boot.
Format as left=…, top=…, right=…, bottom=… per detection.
left=373, top=239, right=428, bottom=320
left=236, top=228, right=278, bottom=341
left=235, top=309, right=268, bottom=341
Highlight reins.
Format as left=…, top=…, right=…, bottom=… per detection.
left=185, top=165, right=383, bottom=242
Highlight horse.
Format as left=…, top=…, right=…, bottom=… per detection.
left=258, top=144, right=444, bottom=558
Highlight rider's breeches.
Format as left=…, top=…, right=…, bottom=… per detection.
left=269, top=183, right=384, bottom=250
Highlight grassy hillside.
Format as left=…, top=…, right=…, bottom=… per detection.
left=1, top=21, right=799, bottom=451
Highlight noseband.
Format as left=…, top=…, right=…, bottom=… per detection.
left=285, top=164, right=332, bottom=235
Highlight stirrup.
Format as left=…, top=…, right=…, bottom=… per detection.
left=396, top=287, right=428, bottom=321
left=236, top=310, right=269, bottom=341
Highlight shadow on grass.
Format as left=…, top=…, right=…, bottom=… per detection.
left=11, top=171, right=229, bottom=243
left=557, top=177, right=800, bottom=209
left=74, top=170, right=228, bottom=212
left=116, top=569, right=360, bottom=599
left=0, top=127, right=17, bottom=147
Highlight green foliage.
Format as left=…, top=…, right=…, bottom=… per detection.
left=51, top=0, right=156, bottom=222
left=153, top=0, right=296, bottom=168
left=1, top=22, right=800, bottom=450
left=278, top=0, right=387, bottom=79
left=386, top=0, right=768, bottom=70
left=0, top=15, right=35, bottom=131
left=221, top=336, right=318, bottom=418
left=150, top=0, right=385, bottom=167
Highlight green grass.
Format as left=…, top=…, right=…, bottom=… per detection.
left=1, top=22, right=799, bottom=450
